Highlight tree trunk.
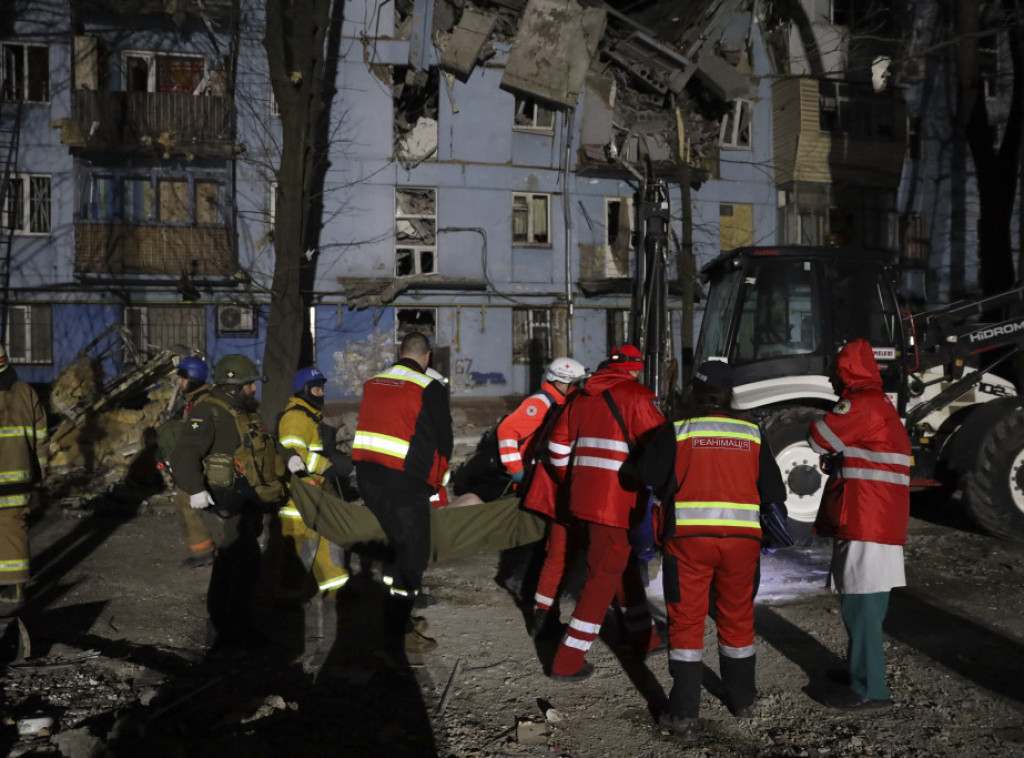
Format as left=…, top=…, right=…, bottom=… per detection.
left=261, top=0, right=341, bottom=418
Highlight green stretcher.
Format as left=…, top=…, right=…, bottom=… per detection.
left=289, top=477, right=549, bottom=562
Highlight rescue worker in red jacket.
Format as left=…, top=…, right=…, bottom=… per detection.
left=546, top=345, right=665, bottom=680
left=0, top=345, right=47, bottom=617
left=809, top=338, right=911, bottom=710
left=352, top=332, right=453, bottom=655
left=634, top=360, right=786, bottom=742
left=505, top=357, right=588, bottom=637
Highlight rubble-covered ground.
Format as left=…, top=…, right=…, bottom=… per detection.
left=1, top=405, right=1023, bottom=757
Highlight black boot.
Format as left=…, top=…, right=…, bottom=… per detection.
left=720, top=654, right=757, bottom=716
left=667, top=660, right=703, bottom=719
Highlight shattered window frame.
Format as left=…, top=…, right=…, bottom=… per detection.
left=395, top=187, right=437, bottom=278
left=512, top=307, right=552, bottom=365
left=5, top=304, right=52, bottom=364
left=122, top=50, right=205, bottom=94
left=512, top=193, right=551, bottom=247
left=1, top=42, right=49, bottom=103
left=719, top=100, right=752, bottom=149
left=2, top=173, right=51, bottom=235
left=513, top=96, right=556, bottom=133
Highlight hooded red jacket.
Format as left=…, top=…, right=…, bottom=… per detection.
left=809, top=338, right=911, bottom=544
left=548, top=365, right=664, bottom=528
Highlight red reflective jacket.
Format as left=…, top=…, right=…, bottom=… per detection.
left=809, top=338, right=911, bottom=545
left=548, top=367, right=664, bottom=528
left=497, top=381, right=564, bottom=476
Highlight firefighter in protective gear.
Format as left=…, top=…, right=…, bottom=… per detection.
left=0, top=344, right=47, bottom=616
left=165, top=356, right=215, bottom=568
left=277, top=367, right=352, bottom=598
left=809, top=338, right=911, bottom=710
left=635, top=360, right=786, bottom=741
left=353, top=332, right=453, bottom=655
left=546, top=345, right=665, bottom=680
left=169, top=354, right=285, bottom=652
left=497, top=357, right=587, bottom=636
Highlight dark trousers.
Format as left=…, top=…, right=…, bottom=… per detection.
left=359, top=478, right=431, bottom=618
left=200, top=508, right=262, bottom=644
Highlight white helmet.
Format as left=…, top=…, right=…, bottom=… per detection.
left=546, top=357, right=588, bottom=384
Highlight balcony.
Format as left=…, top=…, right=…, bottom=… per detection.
left=70, top=0, right=235, bottom=20
left=75, top=223, right=234, bottom=277
left=67, top=91, right=234, bottom=158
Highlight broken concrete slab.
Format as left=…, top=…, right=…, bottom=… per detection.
left=440, top=6, right=499, bottom=80
left=500, top=0, right=606, bottom=107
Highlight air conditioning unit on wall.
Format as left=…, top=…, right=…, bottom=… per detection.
left=216, top=305, right=256, bottom=334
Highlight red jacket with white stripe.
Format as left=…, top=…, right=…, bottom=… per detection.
left=809, top=338, right=911, bottom=545
left=548, top=366, right=664, bottom=528
left=497, top=381, right=564, bottom=477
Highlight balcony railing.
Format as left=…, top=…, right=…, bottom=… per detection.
left=70, top=0, right=235, bottom=20
left=75, top=222, right=234, bottom=277
left=69, top=91, right=234, bottom=158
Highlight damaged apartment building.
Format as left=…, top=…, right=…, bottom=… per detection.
left=1, top=0, right=917, bottom=399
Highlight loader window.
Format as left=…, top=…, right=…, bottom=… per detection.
left=832, top=264, right=900, bottom=347
left=734, top=260, right=819, bottom=365
left=696, top=267, right=742, bottom=363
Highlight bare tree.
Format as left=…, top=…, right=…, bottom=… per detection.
left=260, top=0, right=343, bottom=415
left=948, top=0, right=1024, bottom=298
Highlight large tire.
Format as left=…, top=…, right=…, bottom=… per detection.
left=761, top=406, right=828, bottom=545
left=961, top=410, right=1024, bottom=539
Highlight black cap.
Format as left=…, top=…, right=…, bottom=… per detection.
left=694, top=360, right=733, bottom=389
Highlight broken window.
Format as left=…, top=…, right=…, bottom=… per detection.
left=394, top=0, right=415, bottom=40
left=512, top=308, right=552, bottom=365
left=512, top=193, right=550, bottom=246
left=6, top=304, right=52, bottom=364
left=514, top=96, right=555, bottom=132
left=719, top=100, right=752, bottom=149
left=1, top=43, right=49, bottom=103
left=978, top=34, right=1000, bottom=100
left=394, top=66, right=439, bottom=164
left=396, top=308, right=437, bottom=344
left=123, top=52, right=204, bottom=94
left=125, top=305, right=206, bottom=357
left=3, top=174, right=50, bottom=234
left=195, top=181, right=221, bottom=224
left=159, top=179, right=189, bottom=223
left=819, top=81, right=895, bottom=139
left=395, top=187, right=437, bottom=277
left=606, top=309, right=630, bottom=354
left=604, top=197, right=633, bottom=277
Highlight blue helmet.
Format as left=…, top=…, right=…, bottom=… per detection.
left=177, top=356, right=208, bottom=382
left=292, top=366, right=326, bottom=394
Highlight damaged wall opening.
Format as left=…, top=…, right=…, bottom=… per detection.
left=396, top=307, right=437, bottom=343
left=395, top=187, right=437, bottom=277
left=393, top=66, right=439, bottom=164
left=513, top=95, right=555, bottom=132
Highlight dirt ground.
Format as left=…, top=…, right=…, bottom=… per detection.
left=1, top=439, right=1024, bottom=756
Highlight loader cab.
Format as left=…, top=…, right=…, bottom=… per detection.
left=695, top=246, right=907, bottom=412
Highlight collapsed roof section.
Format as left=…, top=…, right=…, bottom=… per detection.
left=430, top=0, right=755, bottom=178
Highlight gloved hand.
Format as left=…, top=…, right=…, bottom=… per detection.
left=510, top=469, right=525, bottom=485
left=287, top=454, right=308, bottom=475
left=190, top=490, right=215, bottom=510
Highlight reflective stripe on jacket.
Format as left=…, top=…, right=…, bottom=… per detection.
left=0, top=381, right=48, bottom=508
left=353, top=359, right=453, bottom=493
left=497, top=383, right=561, bottom=476
left=809, top=338, right=911, bottom=545
left=279, top=397, right=330, bottom=478
left=670, top=416, right=762, bottom=539
left=549, top=367, right=664, bottom=528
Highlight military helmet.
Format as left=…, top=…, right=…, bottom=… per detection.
left=213, top=354, right=260, bottom=385
left=177, top=356, right=208, bottom=382
left=292, top=366, right=326, bottom=394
